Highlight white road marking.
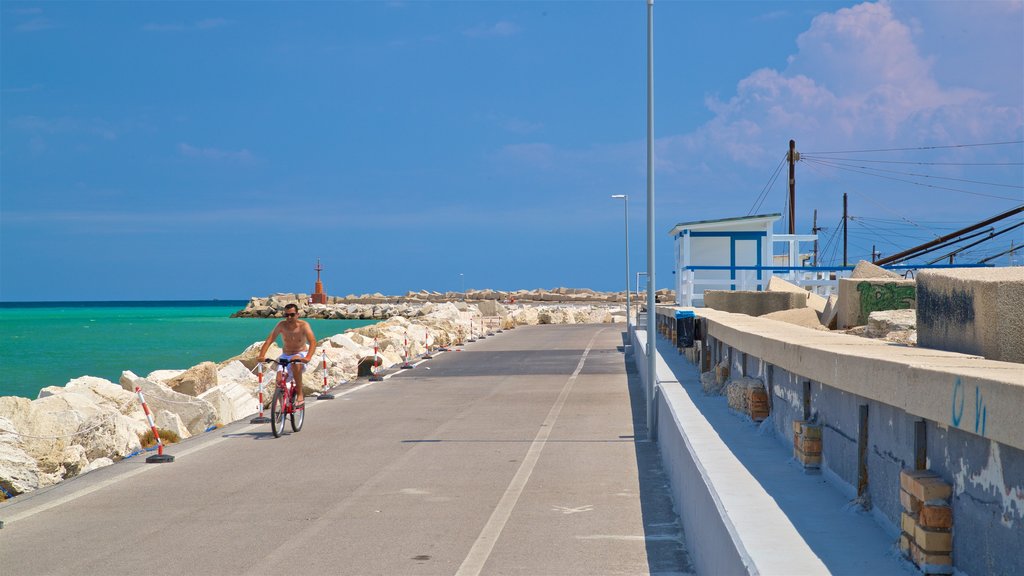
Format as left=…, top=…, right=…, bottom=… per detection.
left=552, top=504, right=594, bottom=514
left=455, top=329, right=605, bottom=576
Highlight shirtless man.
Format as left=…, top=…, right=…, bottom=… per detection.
left=257, top=303, right=317, bottom=407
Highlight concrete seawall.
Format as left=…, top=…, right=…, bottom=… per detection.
left=643, top=306, right=1024, bottom=576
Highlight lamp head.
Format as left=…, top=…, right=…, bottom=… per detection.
left=611, top=194, right=627, bottom=199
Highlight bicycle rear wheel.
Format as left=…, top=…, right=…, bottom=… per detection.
left=270, top=388, right=287, bottom=438
left=290, top=389, right=304, bottom=432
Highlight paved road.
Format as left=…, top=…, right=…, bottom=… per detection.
left=0, top=324, right=693, bottom=576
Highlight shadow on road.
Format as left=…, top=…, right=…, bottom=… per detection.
left=621, top=331, right=695, bottom=576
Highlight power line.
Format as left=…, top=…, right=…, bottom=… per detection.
left=799, top=156, right=1023, bottom=167
left=804, top=157, right=1024, bottom=190
left=748, top=156, right=786, bottom=216
left=805, top=140, right=1024, bottom=155
left=801, top=157, right=1023, bottom=201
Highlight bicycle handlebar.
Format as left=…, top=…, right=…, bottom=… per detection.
left=261, top=357, right=307, bottom=366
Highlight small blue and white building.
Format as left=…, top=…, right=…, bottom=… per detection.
left=669, top=213, right=824, bottom=307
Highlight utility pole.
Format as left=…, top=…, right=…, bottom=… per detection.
left=788, top=139, right=798, bottom=234
left=843, top=193, right=848, bottom=267
left=812, top=209, right=821, bottom=267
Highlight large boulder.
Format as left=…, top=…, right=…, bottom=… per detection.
left=199, top=380, right=256, bottom=425
left=120, top=371, right=217, bottom=436
left=0, top=416, right=41, bottom=496
left=38, top=376, right=144, bottom=419
left=154, top=409, right=191, bottom=439
left=166, top=361, right=219, bottom=396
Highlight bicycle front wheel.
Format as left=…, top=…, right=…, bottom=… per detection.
left=290, top=390, right=304, bottom=432
left=270, top=388, right=287, bottom=438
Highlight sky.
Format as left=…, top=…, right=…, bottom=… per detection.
left=2, top=0, right=1022, bottom=301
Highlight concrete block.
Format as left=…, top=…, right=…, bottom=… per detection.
left=901, top=511, right=918, bottom=534
left=914, top=523, right=953, bottom=553
left=851, top=260, right=903, bottom=279
left=796, top=436, right=822, bottom=454
left=795, top=447, right=822, bottom=467
left=797, top=422, right=822, bottom=439
left=767, top=276, right=828, bottom=313
left=917, top=267, right=1024, bottom=363
left=900, top=469, right=937, bottom=492
left=821, top=294, right=839, bottom=329
left=901, top=469, right=952, bottom=502
left=837, top=277, right=916, bottom=329
left=911, top=542, right=953, bottom=574
left=915, top=477, right=953, bottom=503
left=919, top=504, right=953, bottom=529
left=899, top=532, right=912, bottom=554
left=900, top=489, right=922, bottom=514
left=704, top=290, right=807, bottom=317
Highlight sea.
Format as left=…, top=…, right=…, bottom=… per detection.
left=0, top=301, right=377, bottom=400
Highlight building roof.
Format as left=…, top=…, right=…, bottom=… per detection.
left=668, top=213, right=782, bottom=237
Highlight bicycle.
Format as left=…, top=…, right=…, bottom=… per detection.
left=262, top=358, right=305, bottom=438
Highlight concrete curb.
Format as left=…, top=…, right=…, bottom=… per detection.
left=633, top=328, right=829, bottom=576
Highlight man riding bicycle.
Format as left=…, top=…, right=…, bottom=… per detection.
left=257, top=303, right=317, bottom=408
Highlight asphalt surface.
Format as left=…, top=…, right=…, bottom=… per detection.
left=0, top=323, right=693, bottom=576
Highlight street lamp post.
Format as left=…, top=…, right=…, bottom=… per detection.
left=611, top=195, right=631, bottom=332
left=645, top=0, right=657, bottom=439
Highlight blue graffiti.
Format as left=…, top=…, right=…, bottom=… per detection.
left=951, top=377, right=987, bottom=436
left=952, top=378, right=965, bottom=427
left=975, top=386, right=987, bottom=436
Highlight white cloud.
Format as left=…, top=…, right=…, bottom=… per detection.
left=463, top=20, right=520, bottom=38
left=178, top=142, right=255, bottom=163
left=664, top=0, right=1022, bottom=174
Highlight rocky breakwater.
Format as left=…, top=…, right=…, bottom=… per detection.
left=232, top=286, right=676, bottom=319
left=0, top=300, right=630, bottom=500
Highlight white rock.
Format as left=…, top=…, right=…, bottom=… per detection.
left=167, top=361, right=219, bottom=396
left=120, top=372, right=216, bottom=436
left=82, top=457, right=114, bottom=474
left=154, top=409, right=191, bottom=440
left=146, top=369, right=186, bottom=383
left=0, top=417, right=41, bottom=495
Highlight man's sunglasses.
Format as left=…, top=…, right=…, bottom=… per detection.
left=285, top=312, right=297, bottom=318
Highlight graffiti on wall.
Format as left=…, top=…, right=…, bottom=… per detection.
left=856, top=281, right=916, bottom=324
left=951, top=377, right=988, bottom=437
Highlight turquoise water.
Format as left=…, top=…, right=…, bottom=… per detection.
left=0, top=301, right=376, bottom=399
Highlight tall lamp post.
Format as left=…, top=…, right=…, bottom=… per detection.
left=645, top=0, right=657, bottom=439
left=611, top=195, right=631, bottom=332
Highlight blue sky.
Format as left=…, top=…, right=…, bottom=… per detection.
left=2, top=1, right=1022, bottom=301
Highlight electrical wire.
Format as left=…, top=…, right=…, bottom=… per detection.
left=801, top=157, right=1022, bottom=202
left=799, top=156, right=1023, bottom=167
left=804, top=140, right=1024, bottom=155
left=803, top=157, right=1024, bottom=190
left=748, top=156, right=786, bottom=216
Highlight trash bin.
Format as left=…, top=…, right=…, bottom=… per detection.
left=675, top=310, right=695, bottom=348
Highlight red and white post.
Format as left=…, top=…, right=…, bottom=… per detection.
left=251, top=362, right=270, bottom=423
left=401, top=330, right=414, bottom=369
left=422, top=327, right=434, bottom=359
left=370, top=336, right=384, bottom=381
left=135, top=386, right=174, bottom=463
left=318, top=350, right=335, bottom=400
